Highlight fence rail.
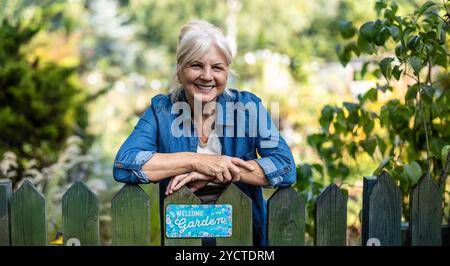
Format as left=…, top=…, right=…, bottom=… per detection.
left=0, top=170, right=448, bottom=246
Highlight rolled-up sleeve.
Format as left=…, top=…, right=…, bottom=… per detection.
left=253, top=98, right=296, bottom=188
left=113, top=101, right=159, bottom=184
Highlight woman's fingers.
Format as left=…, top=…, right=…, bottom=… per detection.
left=167, top=172, right=214, bottom=195
left=189, top=180, right=209, bottom=192
left=222, top=168, right=233, bottom=183
left=231, top=158, right=256, bottom=171
left=171, top=173, right=196, bottom=191
left=173, top=172, right=210, bottom=191
left=228, top=164, right=241, bottom=182
left=167, top=173, right=189, bottom=195
left=213, top=169, right=224, bottom=183
left=191, top=172, right=213, bottom=181
left=165, top=177, right=176, bottom=195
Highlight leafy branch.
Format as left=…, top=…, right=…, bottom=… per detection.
left=297, top=0, right=450, bottom=223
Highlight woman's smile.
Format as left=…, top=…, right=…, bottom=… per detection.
left=194, top=83, right=216, bottom=92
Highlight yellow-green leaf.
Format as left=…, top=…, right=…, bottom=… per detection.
left=442, top=145, right=450, bottom=165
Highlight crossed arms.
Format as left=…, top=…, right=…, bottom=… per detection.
left=141, top=152, right=269, bottom=195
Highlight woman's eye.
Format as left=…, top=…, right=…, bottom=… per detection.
left=191, top=64, right=202, bottom=69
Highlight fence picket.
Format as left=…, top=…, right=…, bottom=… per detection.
left=62, top=181, right=99, bottom=246
left=442, top=225, right=450, bottom=246
left=410, top=174, right=442, bottom=246
left=267, top=187, right=305, bottom=246
left=216, top=183, right=252, bottom=246
left=111, top=184, right=151, bottom=245
left=366, top=171, right=402, bottom=246
left=2, top=171, right=446, bottom=246
left=0, top=180, right=12, bottom=246
left=163, top=186, right=202, bottom=246
left=362, top=176, right=378, bottom=245
left=140, top=183, right=161, bottom=245
left=10, top=180, right=46, bottom=246
left=315, top=183, right=347, bottom=246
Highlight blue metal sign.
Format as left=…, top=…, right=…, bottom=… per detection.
left=165, top=204, right=232, bottom=238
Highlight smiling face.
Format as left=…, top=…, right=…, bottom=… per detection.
left=179, top=45, right=229, bottom=107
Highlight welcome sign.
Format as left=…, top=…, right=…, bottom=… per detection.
left=165, top=204, right=232, bottom=238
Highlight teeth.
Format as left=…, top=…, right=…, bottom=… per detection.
left=195, top=84, right=215, bottom=90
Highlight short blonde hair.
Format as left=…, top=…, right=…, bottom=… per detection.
left=169, top=20, right=233, bottom=102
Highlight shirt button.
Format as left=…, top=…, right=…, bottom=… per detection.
left=284, top=167, right=289, bottom=173
left=116, top=163, right=123, bottom=168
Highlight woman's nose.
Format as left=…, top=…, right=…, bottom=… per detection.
left=200, top=67, right=212, bottom=80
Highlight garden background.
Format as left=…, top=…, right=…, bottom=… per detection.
left=0, top=0, right=448, bottom=246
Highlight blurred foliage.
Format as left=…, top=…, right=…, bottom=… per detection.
left=296, top=0, right=450, bottom=236
left=127, top=0, right=227, bottom=53
left=0, top=11, right=90, bottom=176
left=126, top=0, right=378, bottom=82
left=0, top=136, right=109, bottom=243
left=0, top=0, right=59, bottom=26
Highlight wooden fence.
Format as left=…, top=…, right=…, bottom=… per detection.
left=0, top=170, right=448, bottom=246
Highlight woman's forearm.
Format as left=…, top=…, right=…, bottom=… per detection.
left=141, top=153, right=269, bottom=186
left=141, top=152, right=196, bottom=181
left=237, top=160, right=270, bottom=186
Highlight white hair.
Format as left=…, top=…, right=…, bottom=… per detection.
left=169, top=20, right=233, bottom=102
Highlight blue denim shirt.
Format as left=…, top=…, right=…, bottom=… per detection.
left=113, top=89, right=296, bottom=246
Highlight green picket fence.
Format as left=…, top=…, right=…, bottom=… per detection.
left=0, top=170, right=448, bottom=246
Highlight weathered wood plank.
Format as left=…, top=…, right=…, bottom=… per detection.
left=442, top=225, right=450, bottom=246
left=367, top=171, right=402, bottom=246
left=139, top=183, right=161, bottom=246
left=314, top=184, right=347, bottom=246
left=111, top=184, right=151, bottom=245
left=401, top=223, right=410, bottom=246
left=163, top=186, right=201, bottom=246
left=362, top=176, right=378, bottom=245
left=10, top=180, right=47, bottom=246
left=409, top=174, right=442, bottom=246
left=267, top=187, right=305, bottom=246
left=0, top=180, right=12, bottom=246
left=216, top=183, right=252, bottom=246
left=401, top=224, right=449, bottom=246
left=62, top=181, right=99, bottom=246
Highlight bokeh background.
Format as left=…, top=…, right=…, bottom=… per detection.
left=0, top=0, right=449, bottom=245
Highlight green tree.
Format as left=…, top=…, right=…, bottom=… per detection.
left=0, top=11, right=89, bottom=177
left=298, top=0, right=450, bottom=230
left=128, top=0, right=228, bottom=53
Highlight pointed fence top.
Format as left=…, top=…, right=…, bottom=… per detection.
left=63, top=180, right=97, bottom=202
left=316, top=183, right=346, bottom=205
left=15, top=180, right=45, bottom=201
left=411, top=173, right=439, bottom=191
left=112, top=183, right=149, bottom=203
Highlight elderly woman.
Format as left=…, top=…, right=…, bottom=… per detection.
left=113, top=20, right=296, bottom=246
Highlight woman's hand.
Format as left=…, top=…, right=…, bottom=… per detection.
left=187, top=180, right=210, bottom=193
left=165, top=171, right=215, bottom=195
left=192, top=154, right=255, bottom=183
